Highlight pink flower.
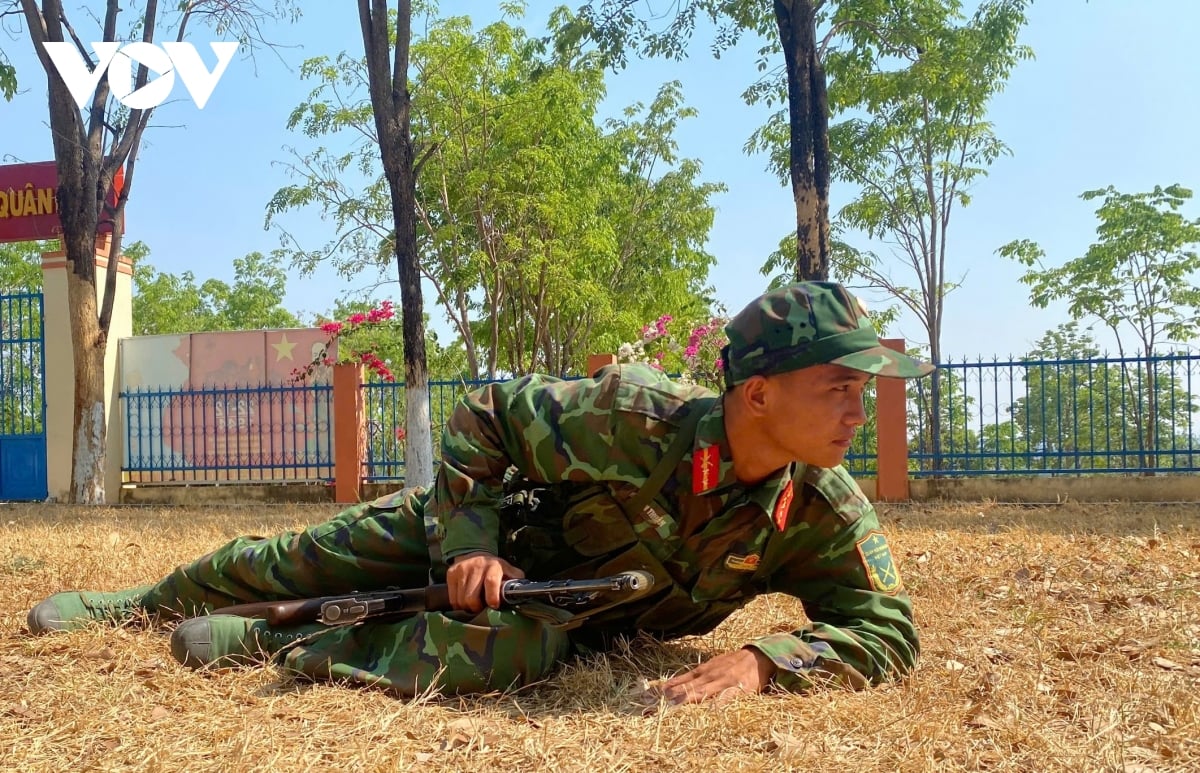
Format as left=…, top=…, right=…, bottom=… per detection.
left=348, top=313, right=367, bottom=325
left=320, top=321, right=343, bottom=334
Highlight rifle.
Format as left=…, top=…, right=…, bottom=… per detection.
left=212, top=570, right=654, bottom=627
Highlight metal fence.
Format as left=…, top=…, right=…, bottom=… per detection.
left=0, top=292, right=47, bottom=500
left=361, top=377, right=578, bottom=481
left=122, top=382, right=334, bottom=483
left=119, top=353, right=1200, bottom=483
left=908, top=353, right=1200, bottom=475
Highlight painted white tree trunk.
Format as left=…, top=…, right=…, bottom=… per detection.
left=405, top=377, right=434, bottom=489
left=67, top=272, right=107, bottom=504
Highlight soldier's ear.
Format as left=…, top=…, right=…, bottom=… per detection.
left=734, top=374, right=771, bottom=418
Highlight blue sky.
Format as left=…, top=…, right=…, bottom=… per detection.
left=2, top=1, right=1197, bottom=359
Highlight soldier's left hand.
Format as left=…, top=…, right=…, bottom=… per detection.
left=655, top=647, right=775, bottom=705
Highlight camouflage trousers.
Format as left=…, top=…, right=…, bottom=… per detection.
left=140, top=489, right=571, bottom=695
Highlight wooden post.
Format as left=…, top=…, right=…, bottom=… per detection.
left=875, top=338, right=910, bottom=501
left=333, top=363, right=365, bottom=503
left=587, top=353, right=618, bottom=376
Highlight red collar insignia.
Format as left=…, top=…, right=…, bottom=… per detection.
left=692, top=445, right=720, bottom=493
left=772, top=481, right=794, bottom=532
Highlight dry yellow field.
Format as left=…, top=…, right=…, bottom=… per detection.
left=1, top=500, right=1197, bottom=772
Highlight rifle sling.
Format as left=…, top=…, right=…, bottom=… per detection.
left=621, top=396, right=715, bottom=520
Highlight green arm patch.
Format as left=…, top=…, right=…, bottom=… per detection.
left=855, top=530, right=902, bottom=594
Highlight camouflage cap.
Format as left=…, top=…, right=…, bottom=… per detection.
left=722, top=281, right=934, bottom=388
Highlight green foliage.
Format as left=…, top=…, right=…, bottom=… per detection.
left=131, top=248, right=302, bottom=335
left=816, top=0, right=1031, bottom=360
left=1002, top=184, right=1200, bottom=354
left=0, top=241, right=51, bottom=293
left=1001, top=184, right=1200, bottom=462
left=555, top=1, right=774, bottom=68
left=269, top=11, right=721, bottom=378
left=0, top=56, right=15, bottom=101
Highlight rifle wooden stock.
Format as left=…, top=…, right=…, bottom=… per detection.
left=214, top=585, right=453, bottom=626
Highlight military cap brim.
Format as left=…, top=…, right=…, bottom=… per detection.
left=831, top=345, right=935, bottom=379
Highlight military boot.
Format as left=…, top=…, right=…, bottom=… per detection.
left=27, top=586, right=155, bottom=634
left=170, top=614, right=327, bottom=669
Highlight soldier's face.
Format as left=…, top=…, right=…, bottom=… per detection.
left=760, top=364, right=870, bottom=468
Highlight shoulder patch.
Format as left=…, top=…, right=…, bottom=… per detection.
left=803, top=465, right=870, bottom=524
left=855, top=530, right=903, bottom=595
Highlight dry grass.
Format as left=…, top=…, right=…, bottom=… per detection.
left=1, top=500, right=1198, bottom=772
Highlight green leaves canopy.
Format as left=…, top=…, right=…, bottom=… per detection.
left=269, top=11, right=722, bottom=378
left=131, top=249, right=302, bottom=335
left=1002, top=184, right=1200, bottom=356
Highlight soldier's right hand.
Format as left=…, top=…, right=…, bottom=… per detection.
left=447, top=552, right=526, bottom=613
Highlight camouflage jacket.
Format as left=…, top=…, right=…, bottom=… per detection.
left=432, top=363, right=918, bottom=690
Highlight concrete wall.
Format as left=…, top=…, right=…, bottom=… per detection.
left=906, top=475, right=1200, bottom=503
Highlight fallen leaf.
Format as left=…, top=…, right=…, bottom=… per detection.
left=1123, top=745, right=1163, bottom=762
left=767, top=728, right=806, bottom=758
left=1151, top=656, right=1182, bottom=671
left=85, top=647, right=116, bottom=660
left=438, top=718, right=494, bottom=752
left=150, top=706, right=171, bottom=721
left=945, top=660, right=966, bottom=672
left=983, top=647, right=1012, bottom=663
left=1147, top=722, right=1167, bottom=734
left=414, top=753, right=433, bottom=763
left=965, top=709, right=1002, bottom=729
left=134, top=659, right=167, bottom=677
left=4, top=703, right=32, bottom=718
left=439, top=732, right=471, bottom=752
left=1014, top=567, right=1033, bottom=583
left=1118, top=642, right=1149, bottom=660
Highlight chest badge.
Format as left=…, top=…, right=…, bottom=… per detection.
left=772, top=480, right=794, bottom=532
left=724, top=553, right=761, bottom=572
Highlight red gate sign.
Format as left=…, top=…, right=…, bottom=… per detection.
left=0, top=161, right=123, bottom=242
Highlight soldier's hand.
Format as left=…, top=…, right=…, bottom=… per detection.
left=655, top=647, right=775, bottom=705
left=447, top=552, right=525, bottom=613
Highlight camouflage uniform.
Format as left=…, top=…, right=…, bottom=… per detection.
left=135, top=282, right=932, bottom=695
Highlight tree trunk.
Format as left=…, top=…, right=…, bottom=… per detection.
left=774, top=0, right=830, bottom=281
left=66, top=272, right=107, bottom=502
left=1143, top=355, right=1157, bottom=473
left=359, top=0, right=432, bottom=488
